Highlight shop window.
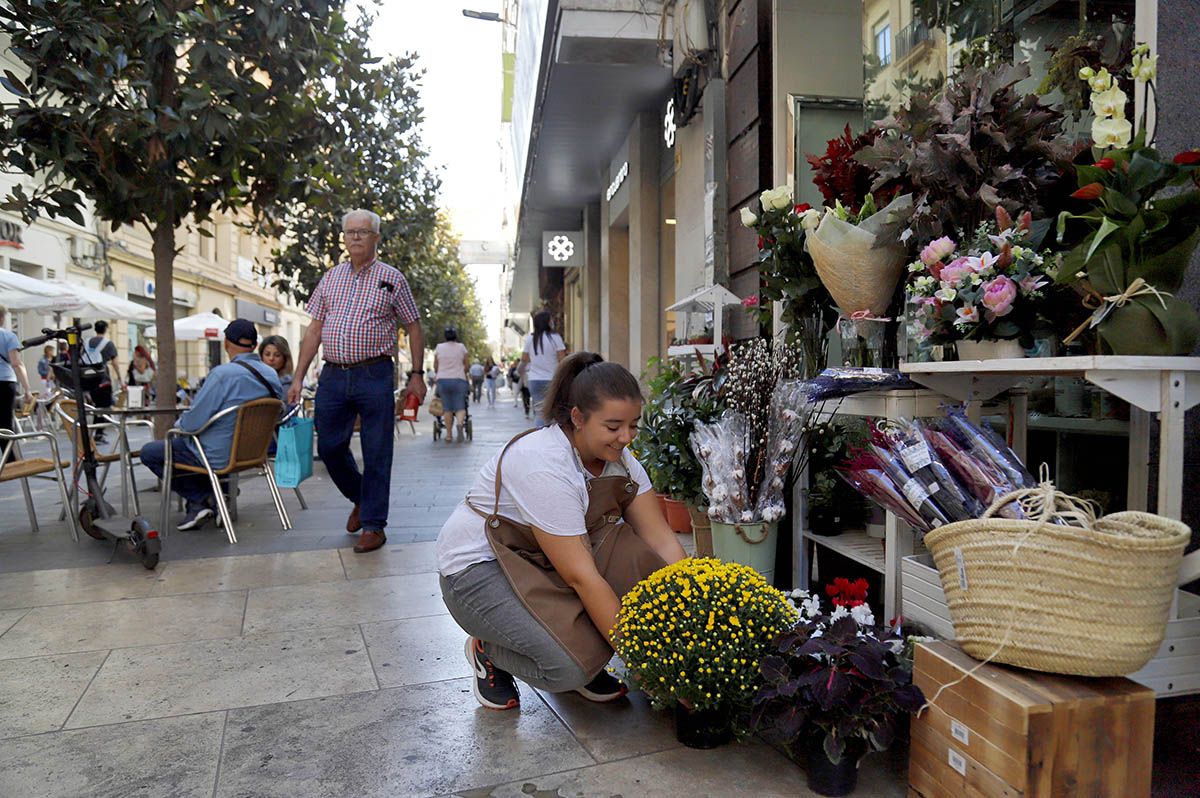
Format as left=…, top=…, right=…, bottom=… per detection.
left=874, top=20, right=892, bottom=66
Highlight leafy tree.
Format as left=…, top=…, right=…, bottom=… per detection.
left=264, top=25, right=488, bottom=361
left=0, top=0, right=354, bottom=418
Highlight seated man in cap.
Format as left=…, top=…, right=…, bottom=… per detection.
left=141, top=319, right=283, bottom=530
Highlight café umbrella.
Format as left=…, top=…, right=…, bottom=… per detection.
left=51, top=282, right=156, bottom=321
left=144, top=312, right=231, bottom=341
left=0, top=270, right=83, bottom=314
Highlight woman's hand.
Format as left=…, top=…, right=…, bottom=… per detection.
left=624, top=491, right=688, bottom=565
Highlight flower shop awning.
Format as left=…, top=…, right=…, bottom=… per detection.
left=144, top=312, right=230, bottom=341
left=0, top=270, right=84, bottom=314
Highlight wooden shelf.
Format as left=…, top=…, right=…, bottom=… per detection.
left=984, top=413, right=1130, bottom=437
left=803, top=529, right=886, bottom=574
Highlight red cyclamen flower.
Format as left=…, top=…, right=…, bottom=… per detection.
left=1071, top=183, right=1104, bottom=201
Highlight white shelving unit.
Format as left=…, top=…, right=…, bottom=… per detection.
left=899, top=355, right=1200, bottom=697
left=664, top=285, right=742, bottom=360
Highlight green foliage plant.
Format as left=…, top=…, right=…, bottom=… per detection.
left=0, top=0, right=356, bottom=417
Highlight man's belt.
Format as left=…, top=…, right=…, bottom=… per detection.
left=323, top=355, right=393, bottom=370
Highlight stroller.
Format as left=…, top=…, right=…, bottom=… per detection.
left=430, top=389, right=472, bottom=442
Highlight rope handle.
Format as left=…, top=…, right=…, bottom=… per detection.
left=979, top=463, right=1097, bottom=528
left=735, top=523, right=771, bottom=544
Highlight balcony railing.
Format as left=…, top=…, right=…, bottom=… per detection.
left=895, top=19, right=932, bottom=63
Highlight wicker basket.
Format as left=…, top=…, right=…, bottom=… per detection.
left=923, top=482, right=1190, bottom=677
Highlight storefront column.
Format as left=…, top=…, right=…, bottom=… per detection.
left=628, top=111, right=662, bottom=374
left=599, top=193, right=630, bottom=366
left=583, top=202, right=602, bottom=353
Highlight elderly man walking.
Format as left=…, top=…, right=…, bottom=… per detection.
left=289, top=209, right=426, bottom=553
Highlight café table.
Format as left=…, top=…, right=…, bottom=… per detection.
left=101, top=405, right=185, bottom=516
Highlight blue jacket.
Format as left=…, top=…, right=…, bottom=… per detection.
left=179, top=353, right=282, bottom=469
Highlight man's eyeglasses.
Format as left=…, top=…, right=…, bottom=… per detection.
left=343, top=229, right=375, bottom=239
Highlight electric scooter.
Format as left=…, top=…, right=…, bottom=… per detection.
left=22, top=318, right=161, bottom=569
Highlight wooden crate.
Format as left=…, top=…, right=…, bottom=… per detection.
left=910, top=641, right=1155, bottom=798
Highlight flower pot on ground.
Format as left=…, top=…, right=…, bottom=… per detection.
left=802, top=732, right=864, bottom=797
left=710, top=521, right=778, bottom=584
left=673, top=703, right=733, bottom=749
left=688, top=505, right=713, bottom=557
left=955, top=338, right=1026, bottom=361
left=614, top=558, right=797, bottom=747
left=662, top=497, right=692, bottom=534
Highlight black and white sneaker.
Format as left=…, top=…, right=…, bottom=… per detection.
left=574, top=669, right=628, bottom=703
left=177, top=506, right=214, bottom=531
left=465, top=637, right=519, bottom=710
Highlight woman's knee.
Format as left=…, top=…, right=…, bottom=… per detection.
left=537, top=649, right=592, bottom=692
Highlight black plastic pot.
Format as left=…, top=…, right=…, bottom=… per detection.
left=673, top=704, right=733, bottom=749
left=804, top=734, right=860, bottom=797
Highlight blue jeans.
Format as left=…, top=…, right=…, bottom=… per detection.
left=140, top=439, right=214, bottom=513
left=316, top=359, right=395, bottom=532
left=528, top=379, right=551, bottom=427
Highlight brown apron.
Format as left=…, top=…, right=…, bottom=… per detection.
left=470, top=430, right=666, bottom=675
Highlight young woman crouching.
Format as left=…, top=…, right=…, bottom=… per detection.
left=436, top=352, right=687, bottom=709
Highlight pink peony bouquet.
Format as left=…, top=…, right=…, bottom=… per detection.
left=905, top=208, right=1055, bottom=345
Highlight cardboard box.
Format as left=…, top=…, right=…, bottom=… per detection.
left=910, top=641, right=1154, bottom=798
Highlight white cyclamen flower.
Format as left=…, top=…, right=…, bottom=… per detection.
left=830, top=605, right=850, bottom=621
left=801, top=596, right=822, bottom=619
left=850, top=604, right=875, bottom=627
left=739, top=206, right=757, bottom=227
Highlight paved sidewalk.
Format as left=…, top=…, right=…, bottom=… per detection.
left=0, top=387, right=907, bottom=797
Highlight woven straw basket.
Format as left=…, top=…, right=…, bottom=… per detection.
left=923, top=480, right=1190, bottom=677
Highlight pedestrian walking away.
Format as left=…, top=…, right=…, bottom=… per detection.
left=36, top=344, right=55, bottom=394
left=468, top=359, right=485, bottom=404
left=508, top=360, right=520, bottom=407
left=433, top=327, right=470, bottom=443
left=437, top=352, right=686, bottom=710
left=290, top=208, right=426, bottom=553
left=484, top=356, right=499, bottom=407
left=79, top=320, right=123, bottom=438
left=0, top=305, right=34, bottom=433
left=522, top=309, right=565, bottom=428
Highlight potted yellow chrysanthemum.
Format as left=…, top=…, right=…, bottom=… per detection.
left=613, top=557, right=798, bottom=748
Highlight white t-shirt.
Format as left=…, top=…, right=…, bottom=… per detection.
left=434, top=341, right=468, bottom=381
left=436, top=425, right=653, bottom=576
left=524, top=332, right=565, bottom=381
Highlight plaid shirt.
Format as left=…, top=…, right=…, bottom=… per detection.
left=306, top=259, right=420, bottom=364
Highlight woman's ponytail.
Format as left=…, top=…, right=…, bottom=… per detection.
left=543, top=351, right=642, bottom=427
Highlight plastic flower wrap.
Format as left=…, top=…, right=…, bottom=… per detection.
left=836, top=454, right=929, bottom=531
left=876, top=419, right=983, bottom=523
left=691, top=411, right=751, bottom=524
left=807, top=193, right=914, bottom=317
left=753, top=379, right=816, bottom=523
left=802, top=367, right=918, bottom=402
left=937, top=406, right=1035, bottom=491
left=614, top=558, right=798, bottom=712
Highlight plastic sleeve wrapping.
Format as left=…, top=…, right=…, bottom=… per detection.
left=887, top=418, right=983, bottom=522
left=868, top=443, right=950, bottom=529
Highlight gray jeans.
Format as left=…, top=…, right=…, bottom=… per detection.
left=440, top=560, right=597, bottom=692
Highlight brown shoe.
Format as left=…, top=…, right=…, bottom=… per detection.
left=346, top=505, right=361, bottom=534
left=354, top=530, right=386, bottom=553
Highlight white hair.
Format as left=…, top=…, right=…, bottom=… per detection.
left=341, top=209, right=381, bottom=233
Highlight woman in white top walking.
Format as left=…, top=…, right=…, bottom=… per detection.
left=521, top=310, right=566, bottom=428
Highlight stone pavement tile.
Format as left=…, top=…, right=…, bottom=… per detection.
left=534, top=689, right=680, bottom=763
left=0, top=608, right=27, bottom=636
left=361, top=613, right=468, bottom=688
left=339, top=540, right=438, bottom=579
left=215, top=678, right=594, bottom=798
left=242, top=572, right=445, bottom=635
left=66, top=625, right=376, bottom=728
left=0, top=711, right=223, bottom=798
left=0, top=650, right=108, bottom=738
left=0, top=590, right=247, bottom=660
left=0, top=562, right=160, bottom=610
left=476, top=741, right=906, bottom=798
left=150, top=549, right=346, bottom=596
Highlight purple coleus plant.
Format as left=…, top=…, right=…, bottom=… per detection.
left=749, top=590, right=926, bottom=764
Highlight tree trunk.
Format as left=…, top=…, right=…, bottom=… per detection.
left=151, top=216, right=177, bottom=438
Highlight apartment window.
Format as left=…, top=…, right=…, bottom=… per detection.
left=874, top=19, right=892, bottom=66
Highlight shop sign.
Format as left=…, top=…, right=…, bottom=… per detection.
left=605, top=161, right=629, bottom=203
left=541, top=230, right=583, bottom=268
left=0, top=219, right=24, bottom=249
left=663, top=98, right=676, bottom=148
left=236, top=298, right=280, bottom=326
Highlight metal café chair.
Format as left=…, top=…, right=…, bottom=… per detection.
left=54, top=398, right=150, bottom=517
left=161, top=397, right=289, bottom=544
left=0, top=428, right=79, bottom=541
left=224, top=403, right=311, bottom=519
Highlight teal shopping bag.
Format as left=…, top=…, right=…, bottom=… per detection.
left=274, top=416, right=314, bottom=488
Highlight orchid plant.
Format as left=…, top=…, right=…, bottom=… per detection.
left=905, top=208, right=1055, bottom=345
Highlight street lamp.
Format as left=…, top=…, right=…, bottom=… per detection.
left=462, top=9, right=502, bottom=22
